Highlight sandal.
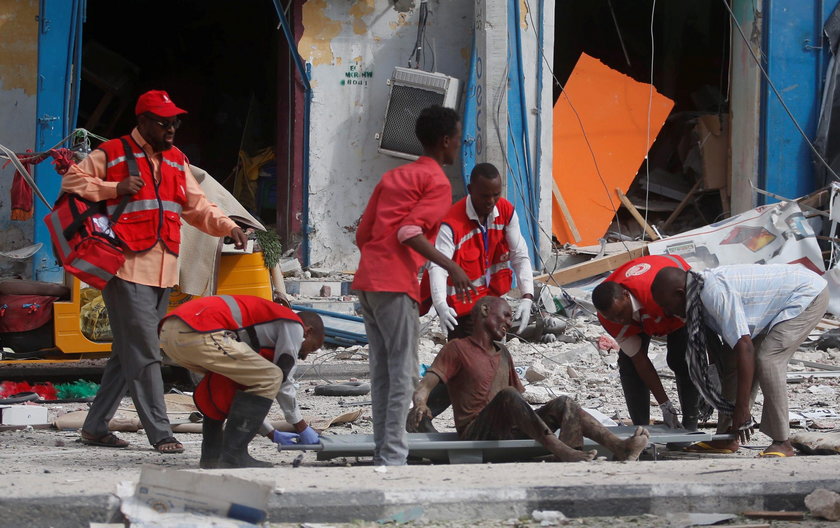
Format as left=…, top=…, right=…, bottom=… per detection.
left=80, top=431, right=129, bottom=448
left=153, top=436, right=185, bottom=454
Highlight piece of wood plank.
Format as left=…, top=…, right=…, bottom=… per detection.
left=552, top=181, right=581, bottom=243
left=535, top=245, right=646, bottom=285
left=616, top=188, right=660, bottom=240
left=742, top=511, right=805, bottom=521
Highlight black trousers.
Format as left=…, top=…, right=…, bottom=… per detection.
left=617, top=327, right=700, bottom=429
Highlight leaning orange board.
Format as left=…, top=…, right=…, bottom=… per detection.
left=552, top=53, right=674, bottom=245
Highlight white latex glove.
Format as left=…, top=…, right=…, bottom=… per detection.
left=514, top=298, right=533, bottom=334
left=659, top=400, right=684, bottom=429
left=434, top=301, right=458, bottom=334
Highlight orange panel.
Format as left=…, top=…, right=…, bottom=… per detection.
left=552, top=53, right=674, bottom=246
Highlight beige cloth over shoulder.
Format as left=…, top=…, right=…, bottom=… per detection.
left=177, top=165, right=264, bottom=296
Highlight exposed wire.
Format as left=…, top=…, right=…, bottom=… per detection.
left=607, top=0, right=632, bottom=68
left=721, top=0, right=840, bottom=182
left=407, top=0, right=429, bottom=70
left=643, top=0, right=657, bottom=242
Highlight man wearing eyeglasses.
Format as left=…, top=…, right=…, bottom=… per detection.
left=61, top=90, right=248, bottom=455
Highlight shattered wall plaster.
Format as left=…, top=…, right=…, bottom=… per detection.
left=302, top=0, right=554, bottom=272
left=0, top=0, right=38, bottom=278
left=302, top=0, right=473, bottom=271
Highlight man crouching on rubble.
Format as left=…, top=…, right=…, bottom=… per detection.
left=159, top=295, right=324, bottom=468
left=409, top=296, right=650, bottom=462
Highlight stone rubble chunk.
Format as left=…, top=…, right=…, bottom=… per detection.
left=308, top=267, right=332, bottom=278
left=805, top=488, right=840, bottom=521
left=525, top=364, right=549, bottom=383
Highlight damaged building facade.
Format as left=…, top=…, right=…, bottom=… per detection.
left=0, top=0, right=836, bottom=278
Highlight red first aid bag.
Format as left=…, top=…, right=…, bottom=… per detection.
left=44, top=194, right=126, bottom=290
left=43, top=138, right=137, bottom=290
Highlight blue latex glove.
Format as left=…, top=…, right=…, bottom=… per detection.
left=269, top=430, right=300, bottom=446
left=298, top=425, right=320, bottom=445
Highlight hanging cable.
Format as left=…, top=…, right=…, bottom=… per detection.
left=407, top=0, right=429, bottom=69
left=721, top=0, right=840, bottom=182
left=643, top=0, right=657, bottom=242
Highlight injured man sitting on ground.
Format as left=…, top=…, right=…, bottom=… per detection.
left=409, top=296, right=650, bottom=462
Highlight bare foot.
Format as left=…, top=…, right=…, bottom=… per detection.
left=614, top=426, right=650, bottom=461
left=553, top=446, right=597, bottom=462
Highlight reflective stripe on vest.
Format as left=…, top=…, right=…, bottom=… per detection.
left=663, top=254, right=687, bottom=269
left=106, top=152, right=147, bottom=168
left=162, top=158, right=186, bottom=171
left=107, top=199, right=182, bottom=216
left=220, top=295, right=243, bottom=326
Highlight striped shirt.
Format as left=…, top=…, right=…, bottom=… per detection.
left=700, top=264, right=827, bottom=347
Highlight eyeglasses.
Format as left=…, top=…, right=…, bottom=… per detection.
left=144, top=114, right=182, bottom=130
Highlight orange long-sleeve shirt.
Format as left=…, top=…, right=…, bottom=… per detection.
left=61, top=128, right=237, bottom=288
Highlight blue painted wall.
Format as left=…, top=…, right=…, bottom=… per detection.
left=32, top=0, right=84, bottom=282
left=761, top=0, right=837, bottom=201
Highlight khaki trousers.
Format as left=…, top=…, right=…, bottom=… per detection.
left=160, top=318, right=282, bottom=399
left=719, top=288, right=829, bottom=440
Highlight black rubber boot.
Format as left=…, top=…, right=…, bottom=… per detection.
left=677, top=380, right=700, bottom=431
left=217, top=391, right=273, bottom=468
left=199, top=417, right=224, bottom=469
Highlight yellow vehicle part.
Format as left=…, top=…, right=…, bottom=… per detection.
left=51, top=251, right=271, bottom=357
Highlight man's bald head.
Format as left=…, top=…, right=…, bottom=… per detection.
left=471, top=296, right=512, bottom=341
left=651, top=267, right=688, bottom=318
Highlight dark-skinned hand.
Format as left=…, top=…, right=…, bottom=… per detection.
left=116, top=176, right=144, bottom=196
left=228, top=227, right=248, bottom=249
left=448, top=265, right=478, bottom=304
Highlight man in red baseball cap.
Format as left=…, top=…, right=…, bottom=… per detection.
left=61, top=89, right=248, bottom=455
left=135, top=89, right=188, bottom=117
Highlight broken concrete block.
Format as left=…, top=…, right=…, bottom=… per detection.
left=806, top=488, right=840, bottom=521
left=525, top=365, right=549, bottom=383
left=532, top=509, right=567, bottom=526
left=308, top=267, right=332, bottom=278
left=280, top=258, right=303, bottom=277
left=523, top=386, right=554, bottom=404
left=0, top=404, right=48, bottom=425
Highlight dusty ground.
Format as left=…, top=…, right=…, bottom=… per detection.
left=2, top=309, right=839, bottom=468
left=269, top=518, right=840, bottom=528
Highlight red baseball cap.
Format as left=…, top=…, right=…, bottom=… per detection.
left=135, top=90, right=188, bottom=117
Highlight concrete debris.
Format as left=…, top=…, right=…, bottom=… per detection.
left=523, top=386, right=559, bottom=404
left=308, top=267, right=332, bottom=278
left=524, top=364, right=549, bottom=383
left=808, top=384, right=836, bottom=395
left=279, top=257, right=303, bottom=277
left=806, top=488, right=840, bottom=520
left=531, top=509, right=567, bottom=526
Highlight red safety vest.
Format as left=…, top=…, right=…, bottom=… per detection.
left=161, top=295, right=303, bottom=420
left=598, top=255, right=690, bottom=341
left=441, top=197, right=515, bottom=316
left=98, top=136, right=188, bottom=255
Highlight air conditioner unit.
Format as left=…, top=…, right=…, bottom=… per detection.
left=377, top=67, right=461, bottom=160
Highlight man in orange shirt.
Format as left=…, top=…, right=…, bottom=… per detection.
left=62, top=90, right=247, bottom=454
